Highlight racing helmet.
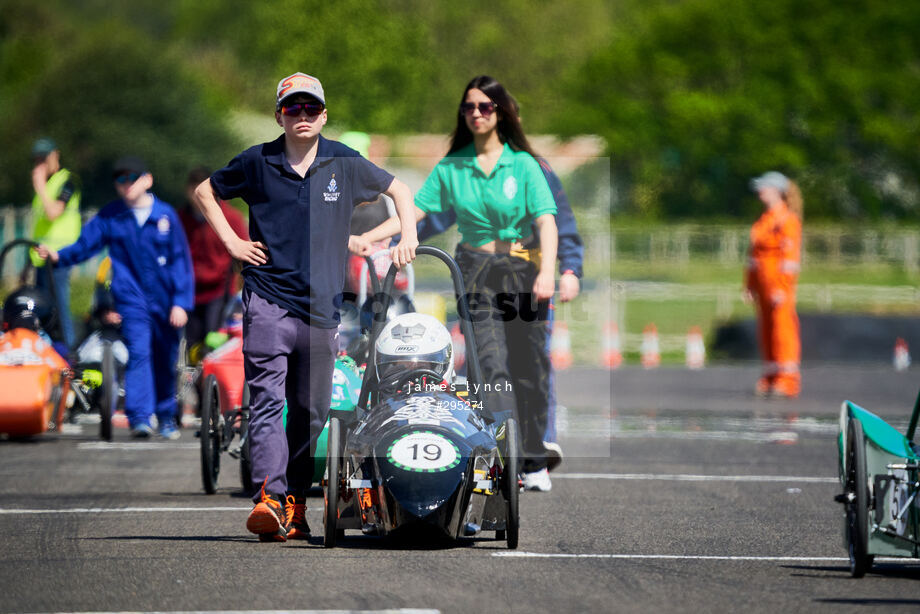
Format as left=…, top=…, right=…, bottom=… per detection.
left=374, top=313, right=453, bottom=385
left=2, top=287, right=54, bottom=332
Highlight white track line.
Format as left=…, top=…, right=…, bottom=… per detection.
left=77, top=442, right=200, bottom=450
left=493, top=552, right=920, bottom=563
left=0, top=506, right=322, bottom=515
left=552, top=473, right=837, bottom=483
left=63, top=611, right=438, bottom=614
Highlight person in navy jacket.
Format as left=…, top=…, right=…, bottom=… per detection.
left=38, top=156, right=194, bottom=439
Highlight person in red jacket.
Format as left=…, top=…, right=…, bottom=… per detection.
left=744, top=171, right=803, bottom=398
left=179, top=167, right=249, bottom=347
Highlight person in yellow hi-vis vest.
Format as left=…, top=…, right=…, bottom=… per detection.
left=30, top=138, right=81, bottom=351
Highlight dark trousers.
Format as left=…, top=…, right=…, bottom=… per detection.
left=242, top=288, right=337, bottom=500
left=455, top=245, right=551, bottom=471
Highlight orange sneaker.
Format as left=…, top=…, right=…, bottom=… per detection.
left=286, top=495, right=311, bottom=540
left=246, top=479, right=292, bottom=542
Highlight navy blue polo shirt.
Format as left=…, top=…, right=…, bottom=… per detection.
left=210, top=134, right=394, bottom=327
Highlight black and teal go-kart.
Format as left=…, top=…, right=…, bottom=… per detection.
left=836, top=391, right=920, bottom=577
left=323, top=245, right=521, bottom=548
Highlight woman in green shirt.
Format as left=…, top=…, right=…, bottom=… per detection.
left=355, top=75, right=559, bottom=491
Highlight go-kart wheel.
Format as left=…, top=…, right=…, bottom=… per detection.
left=200, top=374, right=222, bottom=494
left=324, top=415, right=342, bottom=548
left=845, top=419, right=873, bottom=577
left=238, top=408, right=254, bottom=496
left=503, top=417, right=521, bottom=550
left=99, top=341, right=115, bottom=442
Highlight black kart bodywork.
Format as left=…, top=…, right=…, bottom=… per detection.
left=324, top=245, right=520, bottom=547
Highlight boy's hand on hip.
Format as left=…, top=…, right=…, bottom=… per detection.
left=169, top=306, right=188, bottom=329
left=228, top=237, right=268, bottom=265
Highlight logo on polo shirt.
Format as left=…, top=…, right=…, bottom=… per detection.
left=503, top=176, right=518, bottom=200
left=324, top=173, right=340, bottom=202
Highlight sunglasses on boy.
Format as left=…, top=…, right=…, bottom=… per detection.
left=114, top=172, right=141, bottom=185
left=280, top=101, right=325, bottom=117
left=459, top=101, right=498, bottom=117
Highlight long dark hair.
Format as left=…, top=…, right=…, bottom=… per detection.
left=448, top=75, right=539, bottom=158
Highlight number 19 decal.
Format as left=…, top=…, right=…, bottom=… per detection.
left=386, top=431, right=461, bottom=473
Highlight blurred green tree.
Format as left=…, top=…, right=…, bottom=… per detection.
left=3, top=0, right=919, bottom=223
left=557, top=0, right=920, bottom=221
left=0, top=0, right=240, bottom=208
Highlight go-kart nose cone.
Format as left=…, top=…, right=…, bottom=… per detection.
left=377, top=430, right=468, bottom=520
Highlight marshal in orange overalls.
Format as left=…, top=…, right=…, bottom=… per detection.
left=745, top=203, right=801, bottom=397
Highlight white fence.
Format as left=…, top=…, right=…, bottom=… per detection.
left=602, top=226, right=920, bottom=271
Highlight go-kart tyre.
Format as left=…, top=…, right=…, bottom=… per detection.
left=200, top=374, right=222, bottom=494
left=503, top=417, right=521, bottom=550
left=239, top=408, right=254, bottom=496
left=99, top=341, right=115, bottom=442
left=238, top=384, right=254, bottom=495
left=845, top=419, right=874, bottom=577
left=324, top=416, right=341, bottom=548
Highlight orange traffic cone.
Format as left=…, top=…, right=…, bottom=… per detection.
left=685, top=326, right=706, bottom=370
left=640, top=323, right=660, bottom=369
left=894, top=337, right=911, bottom=371
left=602, top=322, right=622, bottom=370
left=550, top=321, right=574, bottom=370
left=450, top=321, right=466, bottom=372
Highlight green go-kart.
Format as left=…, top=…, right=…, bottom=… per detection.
left=836, top=392, right=920, bottom=576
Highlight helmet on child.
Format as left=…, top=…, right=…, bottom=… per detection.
left=374, top=312, right=453, bottom=385
left=2, top=288, right=55, bottom=332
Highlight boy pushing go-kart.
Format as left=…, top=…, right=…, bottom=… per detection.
left=192, top=72, right=418, bottom=542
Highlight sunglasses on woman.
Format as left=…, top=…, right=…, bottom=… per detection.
left=459, top=101, right=497, bottom=117
left=280, top=102, right=325, bottom=117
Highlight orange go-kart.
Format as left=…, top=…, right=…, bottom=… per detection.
left=0, top=239, right=114, bottom=439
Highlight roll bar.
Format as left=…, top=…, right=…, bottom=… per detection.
left=356, top=245, right=486, bottom=416
left=357, top=248, right=415, bottom=305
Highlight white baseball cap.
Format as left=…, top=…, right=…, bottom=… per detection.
left=276, top=72, right=325, bottom=108
left=749, top=171, right=790, bottom=194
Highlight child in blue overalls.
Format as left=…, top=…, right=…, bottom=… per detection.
left=38, top=156, right=194, bottom=439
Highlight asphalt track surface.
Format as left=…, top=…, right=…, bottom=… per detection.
left=3, top=364, right=920, bottom=614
